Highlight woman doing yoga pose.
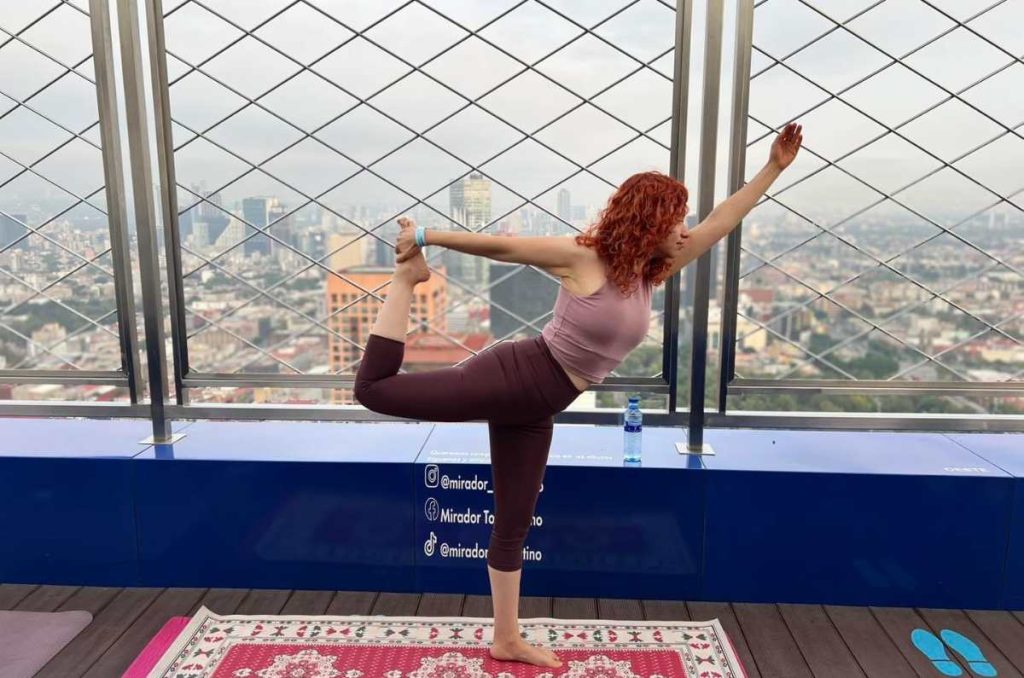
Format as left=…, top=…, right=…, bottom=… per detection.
left=355, top=122, right=803, bottom=669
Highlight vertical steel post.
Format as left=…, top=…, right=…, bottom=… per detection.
left=89, top=0, right=144, bottom=404
left=116, top=0, right=174, bottom=441
left=718, top=0, right=755, bottom=413
left=687, top=0, right=724, bottom=451
left=666, top=0, right=694, bottom=415
left=143, top=0, right=190, bottom=406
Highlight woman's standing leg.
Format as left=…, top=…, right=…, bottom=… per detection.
left=486, top=417, right=563, bottom=669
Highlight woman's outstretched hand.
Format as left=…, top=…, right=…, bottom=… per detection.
left=395, top=216, right=419, bottom=263
left=769, top=122, right=802, bottom=171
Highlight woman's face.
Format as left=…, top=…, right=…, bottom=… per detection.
left=655, top=209, right=690, bottom=259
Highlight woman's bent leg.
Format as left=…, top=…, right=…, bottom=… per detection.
left=354, top=333, right=506, bottom=421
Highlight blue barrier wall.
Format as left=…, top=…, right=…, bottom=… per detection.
left=0, top=417, right=1020, bottom=609
left=945, top=433, right=1024, bottom=609
left=414, top=424, right=704, bottom=599
left=701, top=429, right=1014, bottom=609
left=0, top=418, right=163, bottom=586
left=133, top=420, right=431, bottom=591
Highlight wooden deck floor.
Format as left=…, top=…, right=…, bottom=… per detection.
left=3, top=584, right=1024, bottom=677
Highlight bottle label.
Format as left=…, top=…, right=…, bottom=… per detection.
left=624, top=423, right=642, bottom=433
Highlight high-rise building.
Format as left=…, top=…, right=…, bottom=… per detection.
left=192, top=220, right=211, bottom=249
left=557, top=188, right=571, bottom=224
left=242, top=197, right=275, bottom=256
left=268, top=200, right=292, bottom=252
left=216, top=214, right=246, bottom=250
left=195, top=186, right=230, bottom=244
left=328, top=233, right=366, bottom=272
left=178, top=206, right=194, bottom=241
left=488, top=262, right=559, bottom=340
left=326, top=264, right=448, bottom=404
left=448, top=172, right=492, bottom=287
left=372, top=221, right=397, bottom=268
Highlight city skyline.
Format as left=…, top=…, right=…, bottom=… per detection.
left=1, top=0, right=1021, bottom=413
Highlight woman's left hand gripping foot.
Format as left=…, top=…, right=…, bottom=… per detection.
left=394, top=216, right=431, bottom=285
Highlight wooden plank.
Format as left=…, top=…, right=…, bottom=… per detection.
left=870, top=606, right=969, bottom=676
left=372, top=592, right=420, bottom=616
left=416, top=592, right=464, bottom=617
left=778, top=604, right=865, bottom=678
left=732, top=603, right=813, bottom=678
left=326, top=590, right=377, bottom=615
left=824, top=605, right=916, bottom=678
left=234, top=588, right=293, bottom=615
left=463, top=594, right=493, bottom=619
left=81, top=587, right=206, bottom=678
left=965, top=609, right=1024, bottom=673
left=54, top=586, right=122, bottom=617
left=598, top=598, right=644, bottom=621
left=12, top=585, right=80, bottom=612
left=688, top=602, right=762, bottom=678
left=35, top=587, right=162, bottom=678
left=188, top=587, right=250, bottom=616
left=644, top=599, right=690, bottom=621
left=0, top=584, right=38, bottom=609
left=553, top=596, right=596, bottom=621
left=280, top=589, right=336, bottom=615
left=520, top=596, right=552, bottom=620
left=917, top=608, right=1023, bottom=678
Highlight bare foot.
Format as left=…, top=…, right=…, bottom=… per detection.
left=490, top=638, right=563, bottom=669
left=395, top=247, right=430, bottom=286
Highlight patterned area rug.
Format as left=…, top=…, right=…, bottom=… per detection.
left=141, top=605, right=747, bottom=677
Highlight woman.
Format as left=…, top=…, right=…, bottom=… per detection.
left=354, top=123, right=803, bottom=669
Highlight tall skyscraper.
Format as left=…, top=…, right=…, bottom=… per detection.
left=557, top=188, right=571, bottom=224
left=178, top=206, right=194, bottom=241
left=192, top=220, right=211, bottom=249
left=216, top=214, right=246, bottom=250
left=191, top=184, right=229, bottom=245
left=448, top=172, right=492, bottom=287
left=372, top=221, right=397, bottom=268
left=242, top=197, right=275, bottom=256
left=488, top=262, right=559, bottom=340
left=267, top=200, right=294, bottom=261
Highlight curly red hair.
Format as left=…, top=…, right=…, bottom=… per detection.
left=573, top=170, right=689, bottom=296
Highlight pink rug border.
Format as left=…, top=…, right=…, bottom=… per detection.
left=121, top=616, right=191, bottom=678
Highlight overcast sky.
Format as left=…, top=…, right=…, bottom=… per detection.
left=1, top=0, right=1021, bottom=231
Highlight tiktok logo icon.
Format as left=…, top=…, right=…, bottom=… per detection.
left=424, top=531, right=437, bottom=557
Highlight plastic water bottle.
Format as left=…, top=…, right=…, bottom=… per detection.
left=623, top=396, right=642, bottom=463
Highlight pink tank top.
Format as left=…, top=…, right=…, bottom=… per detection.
left=541, top=276, right=653, bottom=384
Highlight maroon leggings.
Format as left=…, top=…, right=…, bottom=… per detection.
left=354, top=332, right=583, bottom=571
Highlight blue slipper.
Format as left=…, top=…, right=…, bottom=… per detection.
left=912, top=628, right=962, bottom=676
left=941, top=629, right=997, bottom=677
